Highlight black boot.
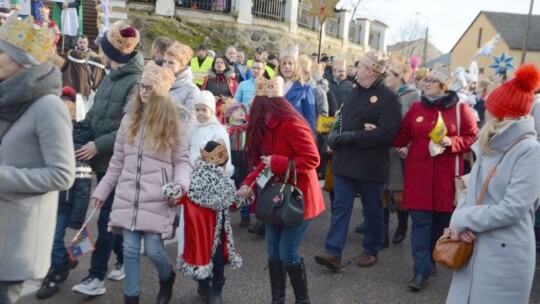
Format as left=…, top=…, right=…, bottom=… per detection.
left=209, top=280, right=224, bottom=304
left=197, top=279, right=211, bottom=303
left=156, top=270, right=175, bottom=304
left=36, top=268, right=60, bottom=299
left=125, top=294, right=140, bottom=304
left=248, top=220, right=265, bottom=238
left=382, top=208, right=389, bottom=248
left=268, top=260, right=286, bottom=304
left=393, top=210, right=409, bottom=244
left=285, top=260, right=310, bottom=304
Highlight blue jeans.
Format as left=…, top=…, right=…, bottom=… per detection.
left=266, top=220, right=311, bottom=267
left=51, top=213, right=70, bottom=268
left=409, top=210, right=452, bottom=276
left=89, top=172, right=124, bottom=280
left=122, top=229, right=173, bottom=297
left=325, top=174, right=384, bottom=257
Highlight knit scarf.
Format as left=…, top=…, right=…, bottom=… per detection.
left=0, top=62, right=62, bottom=122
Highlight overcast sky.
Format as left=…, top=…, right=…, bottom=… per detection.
left=339, top=0, right=540, bottom=53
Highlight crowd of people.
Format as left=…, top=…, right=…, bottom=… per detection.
left=1, top=9, right=540, bottom=304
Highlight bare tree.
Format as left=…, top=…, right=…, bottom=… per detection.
left=389, top=17, right=429, bottom=59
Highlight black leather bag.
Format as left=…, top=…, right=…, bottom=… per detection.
left=256, top=160, right=304, bottom=226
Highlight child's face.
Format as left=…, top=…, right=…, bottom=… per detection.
left=231, top=108, right=245, bottom=122
left=195, top=104, right=213, bottom=123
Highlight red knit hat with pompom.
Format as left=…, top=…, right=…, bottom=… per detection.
left=486, top=64, right=540, bottom=119
left=61, top=86, right=77, bottom=102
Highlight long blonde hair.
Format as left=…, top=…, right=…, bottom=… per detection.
left=478, top=115, right=513, bottom=154
left=127, top=85, right=179, bottom=154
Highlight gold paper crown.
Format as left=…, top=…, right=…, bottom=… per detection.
left=429, top=63, right=453, bottom=86
left=255, top=76, right=284, bottom=97
left=360, top=51, right=387, bottom=74
left=166, top=41, right=193, bottom=66
left=39, top=5, right=49, bottom=14
left=142, top=61, right=176, bottom=92
left=387, top=53, right=411, bottom=82
left=200, top=139, right=229, bottom=167
left=0, top=14, right=54, bottom=63
left=279, top=44, right=299, bottom=60
left=107, top=21, right=139, bottom=54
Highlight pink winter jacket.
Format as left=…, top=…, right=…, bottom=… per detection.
left=93, top=113, right=192, bottom=240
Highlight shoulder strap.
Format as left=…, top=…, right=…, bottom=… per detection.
left=476, top=135, right=531, bottom=205
left=455, top=103, right=461, bottom=176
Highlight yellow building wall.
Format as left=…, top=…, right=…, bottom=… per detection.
left=451, top=12, right=540, bottom=78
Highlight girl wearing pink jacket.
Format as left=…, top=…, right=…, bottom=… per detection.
left=91, top=61, right=192, bottom=304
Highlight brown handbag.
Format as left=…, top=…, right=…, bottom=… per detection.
left=434, top=135, right=531, bottom=270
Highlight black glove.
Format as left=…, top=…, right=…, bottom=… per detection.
left=327, top=131, right=356, bottom=150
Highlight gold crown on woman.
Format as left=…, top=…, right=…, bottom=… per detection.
left=0, top=14, right=54, bottom=63
left=255, top=76, right=284, bottom=97
left=279, top=44, right=299, bottom=60
left=360, top=51, right=387, bottom=74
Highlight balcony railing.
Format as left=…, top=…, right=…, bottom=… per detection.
left=298, top=1, right=318, bottom=31
left=252, top=0, right=285, bottom=22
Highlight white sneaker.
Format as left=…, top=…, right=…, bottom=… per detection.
left=107, top=262, right=125, bottom=281
left=72, top=276, right=106, bottom=296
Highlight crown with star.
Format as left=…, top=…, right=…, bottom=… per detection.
left=0, top=14, right=54, bottom=63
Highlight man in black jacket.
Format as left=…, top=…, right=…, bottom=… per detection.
left=315, top=52, right=402, bottom=269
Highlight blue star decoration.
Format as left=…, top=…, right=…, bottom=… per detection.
left=489, top=52, right=515, bottom=75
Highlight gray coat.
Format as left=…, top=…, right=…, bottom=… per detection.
left=446, top=117, right=540, bottom=304
left=169, top=66, right=199, bottom=119
left=308, top=78, right=329, bottom=117
left=0, top=64, right=75, bottom=280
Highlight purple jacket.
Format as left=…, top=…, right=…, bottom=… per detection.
left=93, top=113, right=192, bottom=239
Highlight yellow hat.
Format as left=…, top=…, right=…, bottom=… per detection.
left=142, top=61, right=176, bottom=92
left=166, top=41, right=193, bottom=66
left=0, top=14, right=54, bottom=64
left=255, top=76, right=284, bottom=97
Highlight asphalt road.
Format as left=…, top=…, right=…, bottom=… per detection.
left=18, top=187, right=540, bottom=304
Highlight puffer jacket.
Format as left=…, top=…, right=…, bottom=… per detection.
left=169, top=67, right=199, bottom=118
left=83, top=51, right=144, bottom=173
left=92, top=107, right=192, bottom=240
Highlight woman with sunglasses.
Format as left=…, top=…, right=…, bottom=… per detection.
left=91, top=61, right=192, bottom=304
left=392, top=64, right=478, bottom=291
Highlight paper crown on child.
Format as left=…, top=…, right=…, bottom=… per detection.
left=0, top=14, right=54, bottom=64
left=142, top=60, right=176, bottom=92
left=166, top=41, right=193, bottom=66
left=200, top=139, right=229, bottom=167
left=359, top=51, right=387, bottom=74
left=428, top=63, right=453, bottom=87
left=279, top=44, right=299, bottom=60
left=255, top=76, right=284, bottom=97
left=39, top=5, right=50, bottom=15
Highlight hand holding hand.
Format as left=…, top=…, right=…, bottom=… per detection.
left=397, top=147, right=408, bottom=159
left=238, top=185, right=253, bottom=199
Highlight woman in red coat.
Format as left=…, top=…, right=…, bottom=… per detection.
left=238, top=76, right=325, bottom=304
left=392, top=64, right=477, bottom=291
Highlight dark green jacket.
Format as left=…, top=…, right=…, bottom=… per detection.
left=85, top=52, right=144, bottom=173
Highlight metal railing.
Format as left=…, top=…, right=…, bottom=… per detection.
left=349, top=23, right=361, bottom=43
left=176, top=0, right=235, bottom=13
left=298, top=1, right=315, bottom=30
left=252, top=0, right=285, bottom=22
left=325, top=18, right=339, bottom=37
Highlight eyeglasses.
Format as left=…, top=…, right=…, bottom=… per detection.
left=137, top=83, right=153, bottom=92
left=424, top=78, right=440, bottom=84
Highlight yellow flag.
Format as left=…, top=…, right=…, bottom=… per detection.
left=429, top=112, right=447, bottom=143
left=316, top=116, right=334, bottom=133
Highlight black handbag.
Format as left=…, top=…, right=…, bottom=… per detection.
left=256, top=160, right=304, bottom=226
